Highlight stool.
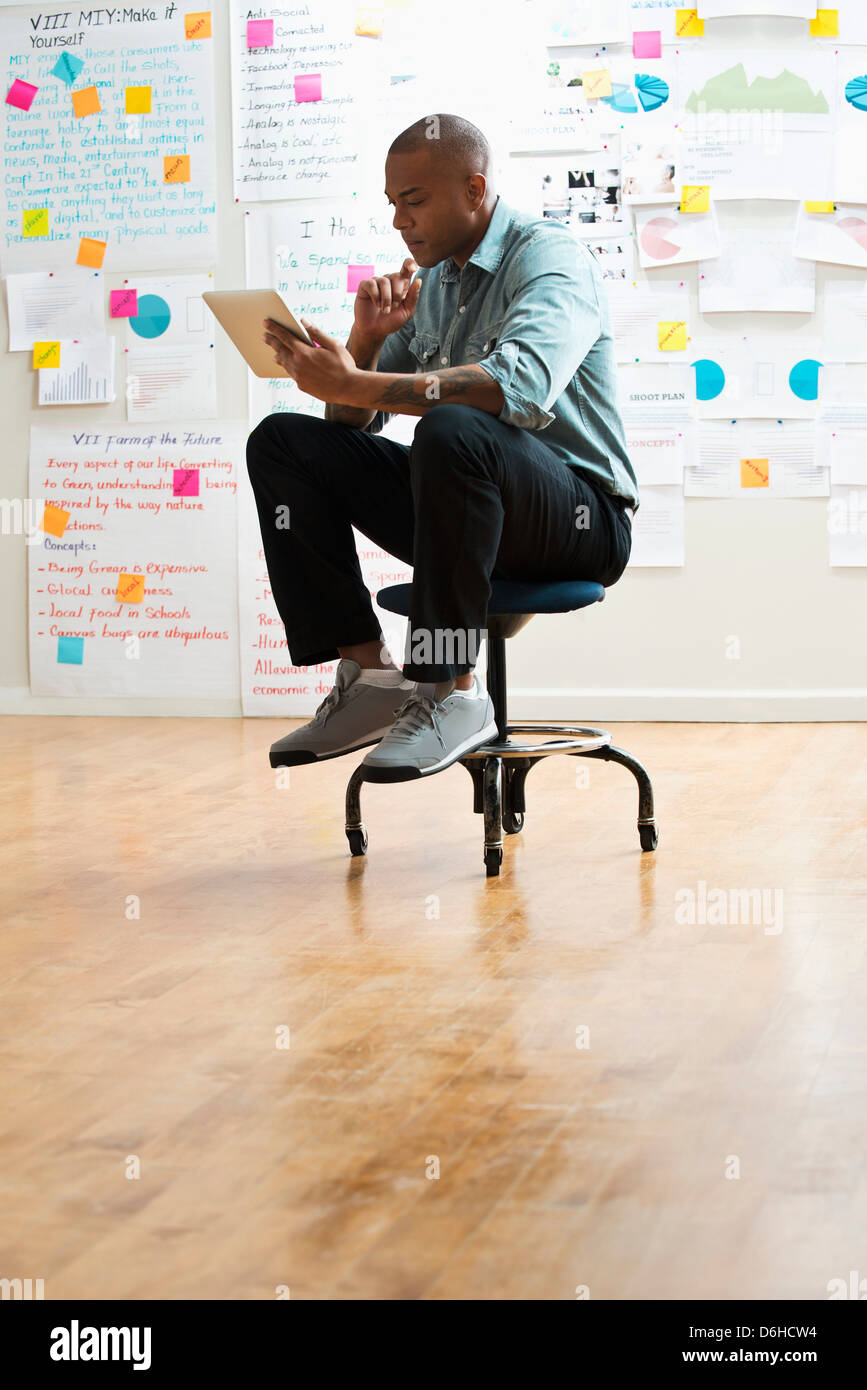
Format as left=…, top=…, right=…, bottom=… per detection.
left=344, top=579, right=658, bottom=877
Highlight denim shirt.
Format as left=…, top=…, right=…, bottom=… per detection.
left=365, top=195, right=640, bottom=512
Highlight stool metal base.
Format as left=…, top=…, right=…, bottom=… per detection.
left=344, top=720, right=658, bottom=878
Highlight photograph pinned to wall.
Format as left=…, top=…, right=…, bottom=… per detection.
left=586, top=236, right=635, bottom=281
left=621, top=130, right=679, bottom=203
left=540, top=151, right=624, bottom=236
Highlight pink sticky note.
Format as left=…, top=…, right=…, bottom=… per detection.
left=347, top=263, right=375, bottom=293
left=6, top=78, right=38, bottom=111
left=294, top=73, right=322, bottom=103
left=110, top=288, right=138, bottom=317
left=633, top=29, right=662, bottom=59
left=247, top=19, right=274, bottom=47
left=173, top=468, right=199, bottom=497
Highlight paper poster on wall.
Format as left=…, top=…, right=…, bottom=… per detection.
left=606, top=284, right=692, bottom=361
left=794, top=202, right=867, bottom=269
left=824, top=1, right=867, bottom=44
left=822, top=280, right=867, bottom=360
left=626, top=485, right=684, bottom=566
left=4, top=271, right=104, bottom=351
left=634, top=202, right=721, bottom=267
left=698, top=215, right=816, bottom=313
left=623, top=425, right=686, bottom=485
left=28, top=422, right=245, bottom=697
left=122, top=274, right=217, bottom=420
left=628, top=0, right=702, bottom=42
left=37, top=335, right=115, bottom=406
left=535, top=150, right=626, bottom=237
left=0, top=9, right=216, bottom=273
left=546, top=0, right=629, bottom=45
left=689, top=336, right=825, bottom=419
left=696, top=0, right=815, bottom=15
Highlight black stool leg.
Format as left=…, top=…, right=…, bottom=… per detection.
left=573, top=744, right=659, bottom=851
left=460, top=758, right=487, bottom=814
left=345, top=765, right=368, bottom=857
left=483, top=756, right=504, bottom=876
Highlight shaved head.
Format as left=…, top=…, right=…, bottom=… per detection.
left=388, top=113, right=492, bottom=180
left=384, top=114, right=498, bottom=270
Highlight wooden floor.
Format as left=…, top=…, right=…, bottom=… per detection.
left=1, top=715, right=865, bottom=1300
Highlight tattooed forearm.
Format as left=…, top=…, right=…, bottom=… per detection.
left=372, top=364, right=504, bottom=416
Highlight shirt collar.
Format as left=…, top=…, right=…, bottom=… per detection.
left=439, top=196, right=513, bottom=283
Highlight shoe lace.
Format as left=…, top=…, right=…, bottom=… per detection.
left=390, top=693, right=446, bottom=751
left=312, top=680, right=348, bottom=727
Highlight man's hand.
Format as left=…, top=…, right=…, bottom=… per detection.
left=353, top=257, right=421, bottom=345
left=262, top=317, right=361, bottom=404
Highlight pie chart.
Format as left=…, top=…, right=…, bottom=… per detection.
left=692, top=358, right=726, bottom=401
left=603, top=73, right=670, bottom=114
left=837, top=216, right=867, bottom=252
left=129, top=294, right=172, bottom=339
left=844, top=75, right=867, bottom=112
left=789, top=359, right=822, bottom=401
left=640, top=216, right=681, bottom=260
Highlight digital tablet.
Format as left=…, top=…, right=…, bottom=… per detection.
left=202, top=288, right=314, bottom=378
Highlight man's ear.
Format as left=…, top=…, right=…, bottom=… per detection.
left=467, top=173, right=487, bottom=210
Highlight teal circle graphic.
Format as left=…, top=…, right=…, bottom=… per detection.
left=129, top=294, right=172, bottom=339
left=844, top=75, right=867, bottom=112
left=692, top=358, right=726, bottom=401
left=789, top=359, right=822, bottom=401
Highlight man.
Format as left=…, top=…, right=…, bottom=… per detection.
left=246, top=113, right=638, bottom=783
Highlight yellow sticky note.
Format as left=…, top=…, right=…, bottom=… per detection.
left=184, top=11, right=212, bottom=39
left=116, top=573, right=144, bottom=604
left=23, top=207, right=48, bottom=238
left=675, top=8, right=704, bottom=36
left=740, top=458, right=769, bottom=489
left=71, top=85, right=101, bottom=118
left=42, top=503, right=70, bottom=538
left=805, top=200, right=835, bottom=213
left=77, top=236, right=107, bottom=268
left=582, top=68, right=612, bottom=99
left=681, top=184, right=710, bottom=213
left=354, top=6, right=383, bottom=35
left=164, top=154, right=191, bottom=183
left=658, top=321, right=687, bottom=351
left=33, top=341, right=60, bottom=369
left=125, top=85, right=152, bottom=114
left=810, top=8, right=839, bottom=37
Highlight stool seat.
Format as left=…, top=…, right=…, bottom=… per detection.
left=377, top=578, right=605, bottom=618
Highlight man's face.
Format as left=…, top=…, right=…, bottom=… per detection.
left=384, top=150, right=482, bottom=269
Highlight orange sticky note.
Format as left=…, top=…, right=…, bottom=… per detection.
left=33, top=341, right=60, bottom=369
left=77, top=236, right=107, bottom=268
left=116, top=573, right=144, bottom=604
left=42, top=504, right=70, bottom=537
left=23, top=207, right=48, bottom=238
left=805, top=200, right=835, bottom=213
left=184, top=11, right=212, bottom=39
left=810, top=8, right=839, bottom=37
left=125, top=85, right=151, bottom=114
left=71, top=85, right=101, bottom=117
left=740, top=458, right=769, bottom=489
left=354, top=6, right=383, bottom=35
left=582, top=68, right=612, bottom=99
left=658, top=321, right=687, bottom=351
left=681, top=184, right=710, bottom=213
left=675, top=8, right=704, bottom=36
left=164, top=154, right=191, bottom=183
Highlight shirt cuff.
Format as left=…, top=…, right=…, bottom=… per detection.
left=477, top=347, right=556, bottom=430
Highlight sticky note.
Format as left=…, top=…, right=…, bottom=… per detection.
left=173, top=468, right=199, bottom=496
left=740, top=458, right=769, bottom=489
left=810, top=8, right=839, bottom=36
left=33, top=341, right=61, bottom=369
left=42, top=504, right=70, bottom=538
left=347, top=263, right=375, bottom=293
left=355, top=7, right=384, bottom=35
left=658, top=321, right=687, bottom=351
left=6, top=79, right=38, bottom=111
left=57, top=635, right=84, bottom=665
left=164, top=154, right=191, bottom=183
left=184, top=11, right=212, bottom=40
left=675, top=8, right=704, bottom=36
left=23, top=207, right=48, bottom=238
left=681, top=184, right=710, bottom=213
left=116, top=573, right=144, bottom=603
left=247, top=19, right=274, bottom=47
left=582, top=69, right=612, bottom=99
left=71, top=85, right=101, bottom=118
left=52, top=53, right=84, bottom=86
left=633, top=30, right=661, bottom=59
left=110, top=288, right=138, bottom=317
left=294, top=73, right=322, bottom=103
left=125, top=85, right=151, bottom=114
left=805, top=200, right=835, bottom=213
left=77, top=237, right=107, bottom=269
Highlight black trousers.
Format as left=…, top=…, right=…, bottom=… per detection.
left=245, top=403, right=632, bottom=682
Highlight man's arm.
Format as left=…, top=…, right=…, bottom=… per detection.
left=352, top=363, right=504, bottom=417
left=324, top=327, right=383, bottom=428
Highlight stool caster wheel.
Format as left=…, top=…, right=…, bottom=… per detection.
left=639, top=822, right=658, bottom=852
left=484, top=846, right=502, bottom=877
left=503, top=810, right=524, bottom=835
left=347, top=826, right=368, bottom=857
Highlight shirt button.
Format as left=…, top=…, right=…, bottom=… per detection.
left=459, top=305, right=466, bottom=313
left=440, top=355, right=449, bottom=364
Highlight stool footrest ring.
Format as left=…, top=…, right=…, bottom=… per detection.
left=461, top=724, right=612, bottom=759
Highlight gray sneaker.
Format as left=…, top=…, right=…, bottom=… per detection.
left=269, top=659, right=415, bottom=767
left=360, top=674, right=499, bottom=782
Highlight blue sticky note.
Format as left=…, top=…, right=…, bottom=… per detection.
left=52, top=52, right=84, bottom=86
left=57, top=634, right=84, bottom=664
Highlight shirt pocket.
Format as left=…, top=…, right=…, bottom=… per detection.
left=465, top=322, right=504, bottom=361
left=409, top=331, right=440, bottom=371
